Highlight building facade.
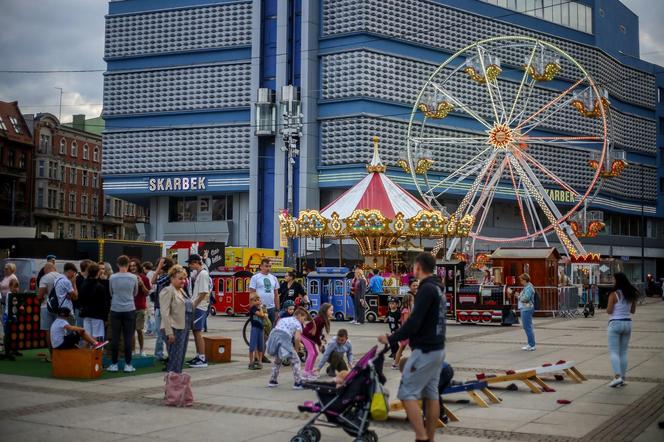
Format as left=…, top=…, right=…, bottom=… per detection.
left=28, top=113, right=145, bottom=240
left=0, top=101, right=34, bottom=227
left=102, top=0, right=664, bottom=277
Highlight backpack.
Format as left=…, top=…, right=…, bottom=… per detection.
left=46, top=277, right=65, bottom=314
left=533, top=291, right=541, bottom=311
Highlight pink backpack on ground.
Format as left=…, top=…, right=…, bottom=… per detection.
left=164, top=372, right=193, bottom=407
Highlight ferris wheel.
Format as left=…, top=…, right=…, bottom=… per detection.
left=405, top=36, right=613, bottom=259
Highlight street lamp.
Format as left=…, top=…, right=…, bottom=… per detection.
left=280, top=85, right=303, bottom=268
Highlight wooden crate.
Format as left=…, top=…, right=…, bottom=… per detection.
left=203, top=336, right=232, bottom=363
left=52, top=348, right=103, bottom=379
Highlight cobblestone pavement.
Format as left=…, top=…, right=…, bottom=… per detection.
left=0, top=298, right=662, bottom=441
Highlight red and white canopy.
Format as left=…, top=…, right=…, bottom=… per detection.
left=320, top=141, right=429, bottom=219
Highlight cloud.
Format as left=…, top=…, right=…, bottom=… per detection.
left=623, top=0, right=664, bottom=66
left=0, top=0, right=106, bottom=122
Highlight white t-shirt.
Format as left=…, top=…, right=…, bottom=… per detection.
left=39, top=271, right=62, bottom=307
left=249, top=272, right=279, bottom=309
left=50, top=318, right=70, bottom=348
left=192, top=268, right=211, bottom=312
left=274, top=316, right=302, bottom=338
left=54, top=276, right=74, bottom=311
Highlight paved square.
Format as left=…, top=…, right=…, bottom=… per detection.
left=1, top=299, right=662, bottom=441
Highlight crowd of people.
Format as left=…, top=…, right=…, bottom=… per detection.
left=0, top=251, right=648, bottom=440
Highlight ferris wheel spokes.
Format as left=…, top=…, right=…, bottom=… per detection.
left=430, top=82, right=493, bottom=130
left=508, top=42, right=539, bottom=123
left=424, top=146, right=492, bottom=196
left=475, top=46, right=503, bottom=123
left=515, top=78, right=585, bottom=132
left=518, top=149, right=580, bottom=197
left=506, top=160, right=530, bottom=235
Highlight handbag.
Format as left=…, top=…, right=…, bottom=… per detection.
left=164, top=372, right=193, bottom=407
left=370, top=373, right=389, bottom=421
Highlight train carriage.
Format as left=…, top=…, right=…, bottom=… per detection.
left=210, top=267, right=253, bottom=316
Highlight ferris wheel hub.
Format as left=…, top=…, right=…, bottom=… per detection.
left=486, top=123, right=519, bottom=150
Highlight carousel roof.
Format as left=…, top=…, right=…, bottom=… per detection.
left=321, top=137, right=428, bottom=219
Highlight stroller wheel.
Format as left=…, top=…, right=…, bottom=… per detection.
left=299, top=426, right=321, bottom=442
left=290, top=436, right=307, bottom=442
left=365, top=430, right=378, bottom=442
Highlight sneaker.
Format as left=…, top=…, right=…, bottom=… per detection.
left=526, top=346, right=536, bottom=351
left=139, top=351, right=147, bottom=357
left=609, top=377, right=624, bottom=388
left=262, top=355, right=271, bottom=364
left=107, top=363, right=119, bottom=372
left=293, top=382, right=304, bottom=390
left=187, top=356, right=199, bottom=365
left=92, top=340, right=109, bottom=350
left=123, top=364, right=136, bottom=373
left=256, top=362, right=263, bottom=369
left=391, top=363, right=399, bottom=370
left=267, top=380, right=279, bottom=388
left=189, top=358, right=208, bottom=368
left=248, top=363, right=258, bottom=370
left=522, top=345, right=536, bottom=351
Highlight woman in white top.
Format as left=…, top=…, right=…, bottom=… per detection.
left=606, top=272, right=638, bottom=388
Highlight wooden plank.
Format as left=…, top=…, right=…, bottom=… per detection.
left=532, top=376, right=552, bottom=391
left=570, top=366, right=588, bottom=381
left=484, top=370, right=538, bottom=384
left=481, top=387, right=501, bottom=404
left=389, top=400, right=448, bottom=427
left=564, top=368, right=583, bottom=383
left=521, top=378, right=542, bottom=394
left=467, top=390, right=490, bottom=407
left=443, top=405, right=460, bottom=422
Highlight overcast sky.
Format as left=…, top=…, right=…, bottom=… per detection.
left=0, top=0, right=662, bottom=123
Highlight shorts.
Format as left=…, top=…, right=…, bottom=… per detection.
left=135, top=309, right=147, bottom=331
left=397, top=348, right=445, bottom=401
left=192, top=309, right=208, bottom=332
left=249, top=325, right=265, bottom=352
left=40, top=306, right=56, bottom=331
left=84, top=317, right=105, bottom=338
left=55, top=332, right=81, bottom=350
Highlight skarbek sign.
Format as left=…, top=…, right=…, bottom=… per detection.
left=545, top=189, right=576, bottom=203
left=148, top=176, right=206, bottom=192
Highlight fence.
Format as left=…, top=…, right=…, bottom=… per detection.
left=508, top=285, right=581, bottom=318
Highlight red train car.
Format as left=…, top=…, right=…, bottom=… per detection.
left=210, top=267, right=253, bottom=316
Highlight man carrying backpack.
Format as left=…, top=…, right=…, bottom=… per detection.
left=47, top=262, right=78, bottom=325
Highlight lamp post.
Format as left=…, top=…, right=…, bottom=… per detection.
left=280, top=85, right=302, bottom=268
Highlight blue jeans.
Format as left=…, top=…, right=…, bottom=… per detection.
left=267, top=307, right=277, bottom=324
left=249, top=325, right=265, bottom=352
left=608, top=320, right=632, bottom=378
left=154, top=308, right=165, bottom=359
left=521, top=308, right=536, bottom=347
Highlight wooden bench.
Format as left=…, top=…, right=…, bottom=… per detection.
left=516, top=361, right=587, bottom=383
left=480, top=369, right=552, bottom=394
left=389, top=400, right=459, bottom=428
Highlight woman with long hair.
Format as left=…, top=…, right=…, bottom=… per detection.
left=159, top=265, right=193, bottom=373
left=606, top=272, right=638, bottom=387
left=301, top=302, right=333, bottom=379
left=351, top=268, right=367, bottom=325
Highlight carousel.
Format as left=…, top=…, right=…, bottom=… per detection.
left=279, top=136, right=474, bottom=267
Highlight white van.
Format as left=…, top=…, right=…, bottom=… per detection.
left=0, top=258, right=71, bottom=293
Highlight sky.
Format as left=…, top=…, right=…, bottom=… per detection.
left=0, top=0, right=662, bottom=124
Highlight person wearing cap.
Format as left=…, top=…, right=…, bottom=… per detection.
left=186, top=254, right=211, bottom=368
left=50, top=307, right=107, bottom=350
left=386, top=296, right=401, bottom=360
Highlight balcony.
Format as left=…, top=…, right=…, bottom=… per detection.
left=103, top=212, right=123, bottom=226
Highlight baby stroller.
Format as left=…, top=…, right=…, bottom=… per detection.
left=292, top=345, right=388, bottom=442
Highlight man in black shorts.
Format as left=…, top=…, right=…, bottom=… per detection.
left=378, top=252, right=446, bottom=442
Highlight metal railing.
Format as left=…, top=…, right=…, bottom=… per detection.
left=508, top=285, right=581, bottom=318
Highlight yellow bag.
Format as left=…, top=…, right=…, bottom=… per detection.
left=370, top=390, right=388, bottom=421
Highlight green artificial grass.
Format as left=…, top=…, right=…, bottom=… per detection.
left=0, top=349, right=164, bottom=381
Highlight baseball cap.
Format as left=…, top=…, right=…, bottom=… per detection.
left=46, top=255, right=56, bottom=261
left=186, top=254, right=202, bottom=263
left=388, top=297, right=399, bottom=303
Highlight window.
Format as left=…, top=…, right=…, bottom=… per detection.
left=82, top=170, right=88, bottom=187
left=659, top=117, right=664, bottom=135
left=83, top=144, right=89, bottom=160
left=81, top=195, right=88, bottom=215
left=91, top=225, right=97, bottom=239
left=0, top=116, right=6, bottom=130
left=37, top=187, right=44, bottom=208
left=39, top=134, right=51, bottom=153
left=92, top=172, right=98, bottom=188
left=59, top=165, right=65, bottom=180
left=93, top=146, right=99, bottom=162
left=105, top=197, right=111, bottom=215
left=9, top=116, right=22, bottom=134
left=38, top=160, right=45, bottom=178
left=660, top=177, right=664, bottom=193
left=57, top=223, right=64, bottom=239
left=71, top=141, right=77, bottom=158
left=68, top=224, right=75, bottom=239
left=18, top=153, right=25, bottom=169
left=92, top=196, right=98, bottom=215
left=48, top=189, right=57, bottom=209
left=168, top=195, right=233, bottom=222
left=58, top=192, right=64, bottom=211
left=658, top=87, right=664, bottom=103
left=169, top=196, right=198, bottom=222
left=7, top=149, right=15, bottom=167
left=81, top=225, right=87, bottom=239
left=69, top=193, right=76, bottom=213
left=59, top=139, right=66, bottom=155
left=70, top=168, right=77, bottom=185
